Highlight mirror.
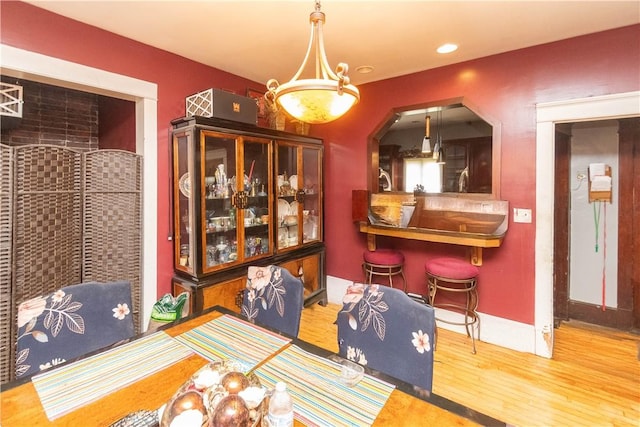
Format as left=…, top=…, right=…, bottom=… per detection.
left=370, top=98, right=500, bottom=197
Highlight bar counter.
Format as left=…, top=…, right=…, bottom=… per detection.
left=1, top=307, right=504, bottom=426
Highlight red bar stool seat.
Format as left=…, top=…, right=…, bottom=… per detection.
left=363, top=249, right=407, bottom=291
left=425, top=257, right=480, bottom=354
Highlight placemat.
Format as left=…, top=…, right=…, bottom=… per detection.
left=32, top=332, right=194, bottom=420
left=256, top=345, right=395, bottom=426
left=174, top=314, right=291, bottom=372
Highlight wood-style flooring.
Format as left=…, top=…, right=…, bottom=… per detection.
left=299, top=303, right=640, bottom=427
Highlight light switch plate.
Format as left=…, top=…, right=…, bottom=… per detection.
left=514, top=208, right=532, bottom=223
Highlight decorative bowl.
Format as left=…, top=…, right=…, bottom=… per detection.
left=337, top=358, right=364, bottom=387
left=159, top=361, right=266, bottom=427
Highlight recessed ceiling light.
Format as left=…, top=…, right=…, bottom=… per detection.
left=356, top=65, right=375, bottom=74
left=437, top=43, right=458, bottom=54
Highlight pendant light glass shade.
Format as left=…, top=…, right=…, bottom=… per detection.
left=421, top=115, right=432, bottom=153
left=433, top=110, right=445, bottom=163
left=266, top=1, right=359, bottom=124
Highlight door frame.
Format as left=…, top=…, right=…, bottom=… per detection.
left=535, top=91, right=640, bottom=358
left=0, top=44, right=159, bottom=327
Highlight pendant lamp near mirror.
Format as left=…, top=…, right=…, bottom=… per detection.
left=421, top=115, right=432, bottom=153
left=266, top=0, right=360, bottom=124
left=433, top=109, right=444, bottom=163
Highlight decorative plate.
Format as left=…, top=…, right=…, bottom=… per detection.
left=179, top=173, right=191, bottom=198
left=289, top=201, right=299, bottom=216
left=277, top=198, right=290, bottom=222
left=289, top=174, right=298, bottom=190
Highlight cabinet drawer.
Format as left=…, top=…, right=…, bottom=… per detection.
left=172, top=276, right=246, bottom=315
left=201, top=277, right=246, bottom=313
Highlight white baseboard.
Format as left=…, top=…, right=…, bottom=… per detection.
left=326, top=275, right=352, bottom=304
left=327, top=275, right=536, bottom=355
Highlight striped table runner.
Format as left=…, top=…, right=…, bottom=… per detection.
left=174, top=314, right=291, bottom=372
left=256, top=345, right=395, bottom=426
left=32, top=332, right=194, bottom=420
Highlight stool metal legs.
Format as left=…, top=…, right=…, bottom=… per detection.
left=362, top=262, right=407, bottom=291
left=427, top=273, right=479, bottom=354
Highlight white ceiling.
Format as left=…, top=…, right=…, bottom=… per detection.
left=24, top=1, right=640, bottom=89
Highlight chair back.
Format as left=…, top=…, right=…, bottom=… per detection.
left=241, top=265, right=303, bottom=337
left=336, top=283, right=435, bottom=393
left=16, top=281, right=134, bottom=378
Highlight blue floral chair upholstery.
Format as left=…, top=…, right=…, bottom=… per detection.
left=241, top=265, right=304, bottom=338
left=16, top=281, right=134, bottom=378
left=336, top=283, right=436, bottom=394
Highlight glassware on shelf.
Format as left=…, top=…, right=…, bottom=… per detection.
left=278, top=227, right=287, bottom=249
left=303, top=211, right=318, bottom=242
left=229, top=208, right=236, bottom=228
left=257, top=183, right=267, bottom=197
left=179, top=244, right=189, bottom=267
left=245, top=236, right=264, bottom=257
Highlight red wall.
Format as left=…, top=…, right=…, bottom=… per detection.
left=2, top=1, right=639, bottom=325
left=98, top=97, right=136, bottom=152
left=314, top=24, right=640, bottom=324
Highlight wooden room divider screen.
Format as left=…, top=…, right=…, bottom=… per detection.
left=0, top=144, right=142, bottom=383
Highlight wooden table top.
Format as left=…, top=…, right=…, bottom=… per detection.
left=1, top=307, right=502, bottom=426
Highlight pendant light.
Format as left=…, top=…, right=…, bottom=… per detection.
left=421, top=115, right=432, bottom=153
left=266, top=0, right=360, bottom=124
left=433, top=109, right=444, bottom=162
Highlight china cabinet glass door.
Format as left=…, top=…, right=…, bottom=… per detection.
left=201, top=132, right=237, bottom=273
left=201, top=131, right=272, bottom=274
left=301, top=146, right=322, bottom=244
left=173, top=129, right=195, bottom=276
left=276, top=143, right=299, bottom=250
left=276, top=141, right=322, bottom=251
left=240, top=137, right=273, bottom=262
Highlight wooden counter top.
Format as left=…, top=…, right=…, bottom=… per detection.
left=359, top=193, right=509, bottom=265
left=359, top=221, right=505, bottom=266
left=359, top=221, right=506, bottom=248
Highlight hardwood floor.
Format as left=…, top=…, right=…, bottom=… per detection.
left=299, top=303, right=640, bottom=426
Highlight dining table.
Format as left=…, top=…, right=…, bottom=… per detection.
left=0, top=306, right=504, bottom=426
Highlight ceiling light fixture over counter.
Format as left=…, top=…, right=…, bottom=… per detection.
left=437, top=43, right=458, bottom=54
left=266, top=0, right=360, bottom=124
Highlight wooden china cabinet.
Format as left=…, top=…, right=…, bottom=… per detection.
left=170, top=116, right=326, bottom=314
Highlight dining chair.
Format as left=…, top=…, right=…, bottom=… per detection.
left=241, top=265, right=303, bottom=337
left=336, top=283, right=436, bottom=394
left=15, top=280, right=134, bottom=378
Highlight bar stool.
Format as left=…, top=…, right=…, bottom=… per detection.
left=425, top=257, right=479, bottom=354
left=362, top=249, right=407, bottom=291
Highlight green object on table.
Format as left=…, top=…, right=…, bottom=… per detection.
left=148, top=293, right=189, bottom=330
